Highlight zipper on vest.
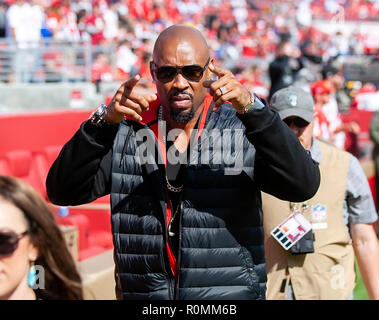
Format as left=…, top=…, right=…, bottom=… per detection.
left=174, top=201, right=184, bottom=300
left=163, top=236, right=175, bottom=300
left=164, top=198, right=176, bottom=300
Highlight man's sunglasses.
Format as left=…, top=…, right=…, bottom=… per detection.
left=0, top=230, right=28, bottom=255
left=152, top=57, right=210, bottom=83
left=283, top=117, right=309, bottom=128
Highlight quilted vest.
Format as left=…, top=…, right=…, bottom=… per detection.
left=110, top=103, right=266, bottom=300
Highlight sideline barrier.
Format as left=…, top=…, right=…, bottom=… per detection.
left=0, top=109, right=89, bottom=155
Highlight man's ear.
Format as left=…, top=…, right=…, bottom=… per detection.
left=150, top=61, right=156, bottom=82
left=205, top=58, right=215, bottom=81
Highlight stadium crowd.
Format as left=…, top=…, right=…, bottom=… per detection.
left=0, top=0, right=378, bottom=87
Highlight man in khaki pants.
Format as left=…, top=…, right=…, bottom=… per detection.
left=262, top=86, right=379, bottom=300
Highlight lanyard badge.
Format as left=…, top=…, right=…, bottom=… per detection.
left=271, top=202, right=312, bottom=250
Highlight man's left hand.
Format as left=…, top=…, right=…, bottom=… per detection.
left=203, top=64, right=253, bottom=113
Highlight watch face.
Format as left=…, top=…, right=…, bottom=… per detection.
left=90, top=104, right=107, bottom=123
left=97, top=104, right=106, bottom=116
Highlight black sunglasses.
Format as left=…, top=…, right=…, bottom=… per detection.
left=0, top=230, right=28, bottom=255
left=283, top=117, right=309, bottom=128
left=152, top=57, right=210, bottom=83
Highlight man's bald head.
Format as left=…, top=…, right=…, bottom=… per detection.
left=153, top=25, right=209, bottom=62
left=151, top=25, right=212, bottom=124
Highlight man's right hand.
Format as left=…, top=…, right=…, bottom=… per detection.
left=103, top=75, right=157, bottom=123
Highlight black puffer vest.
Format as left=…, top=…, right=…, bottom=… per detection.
left=111, top=103, right=266, bottom=300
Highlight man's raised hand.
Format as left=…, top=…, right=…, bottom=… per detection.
left=104, top=75, right=157, bottom=123
left=203, top=64, right=252, bottom=113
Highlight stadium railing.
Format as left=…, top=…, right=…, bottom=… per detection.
left=0, top=38, right=117, bottom=83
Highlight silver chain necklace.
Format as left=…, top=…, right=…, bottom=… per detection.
left=158, top=105, right=165, bottom=142
left=158, top=105, right=184, bottom=193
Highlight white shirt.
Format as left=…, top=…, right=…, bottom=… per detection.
left=116, top=45, right=138, bottom=74
left=7, top=3, right=43, bottom=48
left=103, top=7, right=119, bottom=41
left=322, top=95, right=345, bottom=149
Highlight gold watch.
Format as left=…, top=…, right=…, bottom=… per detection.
left=239, top=94, right=265, bottom=114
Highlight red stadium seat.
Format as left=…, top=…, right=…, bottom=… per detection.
left=43, top=145, right=63, bottom=166
left=0, top=157, right=11, bottom=176
left=6, top=150, right=32, bottom=177
left=32, top=145, right=63, bottom=199
left=4, top=150, right=45, bottom=196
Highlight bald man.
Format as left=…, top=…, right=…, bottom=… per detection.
left=46, top=25, right=320, bottom=300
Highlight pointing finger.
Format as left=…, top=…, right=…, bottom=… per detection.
left=208, top=63, right=229, bottom=77
left=123, top=74, right=141, bottom=91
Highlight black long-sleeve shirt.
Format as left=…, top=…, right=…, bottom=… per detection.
left=46, top=104, right=320, bottom=206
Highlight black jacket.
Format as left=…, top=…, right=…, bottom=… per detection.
left=47, top=102, right=320, bottom=300
left=268, top=56, right=304, bottom=100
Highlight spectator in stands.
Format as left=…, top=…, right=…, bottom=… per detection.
left=46, top=24, right=320, bottom=300
left=312, top=79, right=335, bottom=143
left=321, top=64, right=360, bottom=149
left=322, top=64, right=352, bottom=114
left=84, top=1, right=105, bottom=45
left=263, top=86, right=379, bottom=300
left=116, top=39, right=138, bottom=80
left=268, top=39, right=304, bottom=100
left=214, top=24, right=240, bottom=69
left=54, top=0, right=81, bottom=42
left=91, top=52, right=113, bottom=84
left=0, top=176, right=83, bottom=300
left=312, top=76, right=360, bottom=149
left=1, top=0, right=378, bottom=88
left=6, top=0, right=44, bottom=82
left=102, top=1, right=119, bottom=44
left=239, top=63, right=269, bottom=100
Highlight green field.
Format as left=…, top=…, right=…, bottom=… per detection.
left=354, top=260, right=369, bottom=300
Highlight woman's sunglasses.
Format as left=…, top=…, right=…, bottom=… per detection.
left=283, top=117, right=309, bottom=128
left=0, top=230, right=28, bottom=255
left=152, top=57, right=210, bottom=83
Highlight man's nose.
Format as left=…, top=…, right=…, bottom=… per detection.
left=172, top=72, right=189, bottom=89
